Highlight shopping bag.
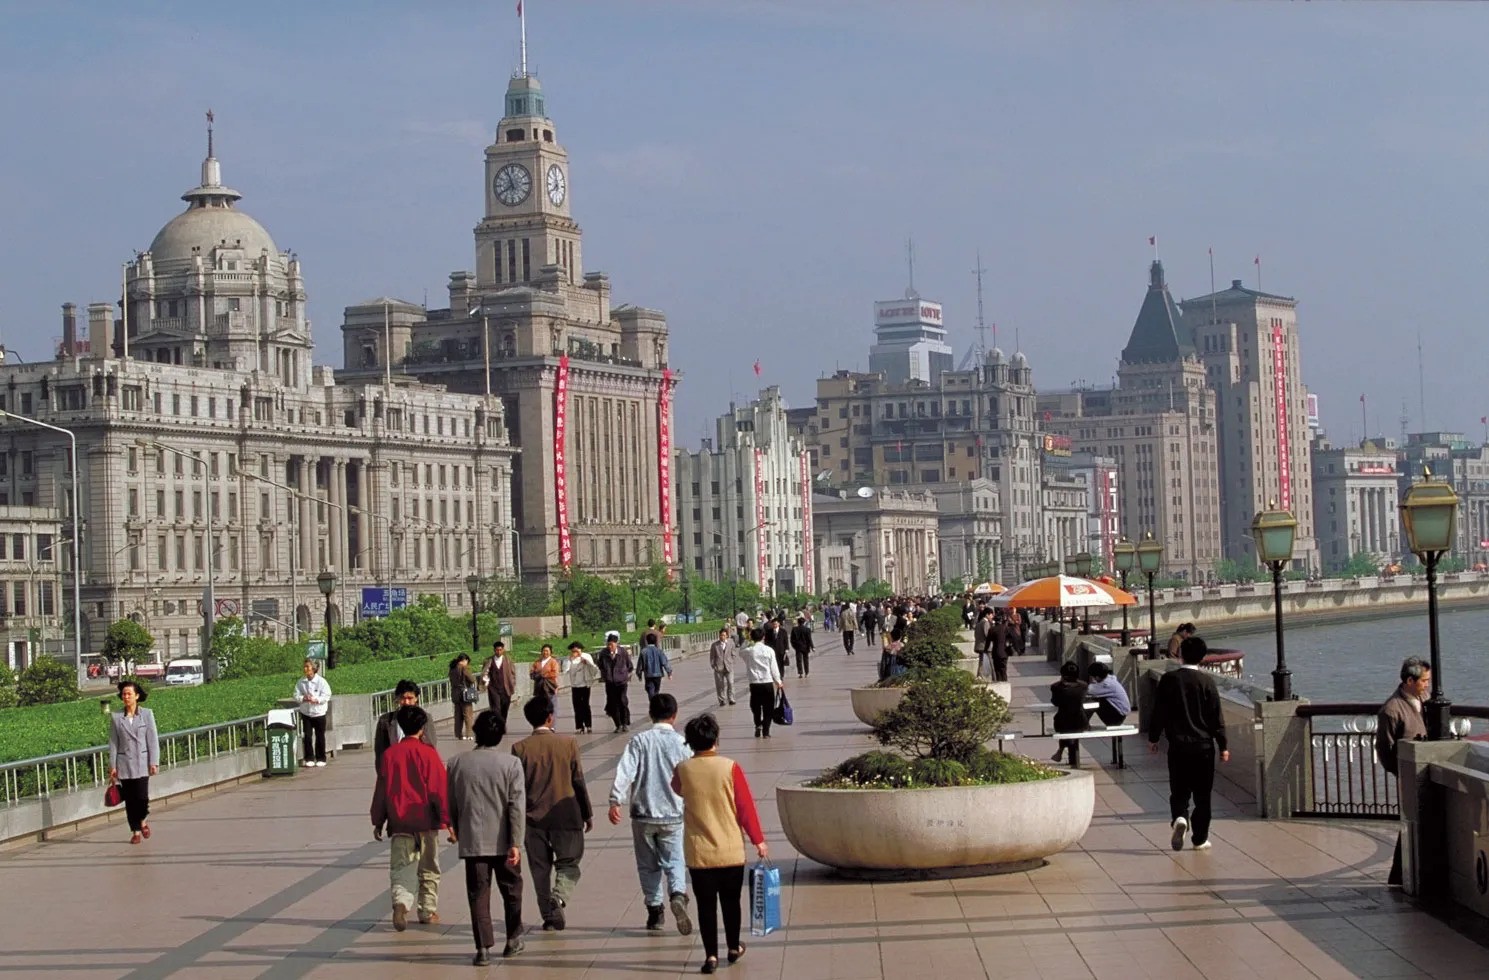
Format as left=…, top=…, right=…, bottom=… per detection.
left=103, top=782, right=123, bottom=808
left=772, top=692, right=794, bottom=727
left=749, top=860, right=781, bottom=936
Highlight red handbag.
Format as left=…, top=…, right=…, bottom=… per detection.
left=104, top=783, right=123, bottom=807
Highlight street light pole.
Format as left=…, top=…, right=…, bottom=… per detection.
left=1113, top=536, right=1134, bottom=646
left=1136, top=531, right=1164, bottom=659
left=1, top=411, right=84, bottom=685
left=317, top=570, right=338, bottom=670
left=1252, top=503, right=1299, bottom=702
left=465, top=574, right=480, bottom=654
left=1400, top=471, right=1460, bottom=740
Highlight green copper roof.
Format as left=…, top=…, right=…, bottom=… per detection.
left=1121, top=261, right=1193, bottom=365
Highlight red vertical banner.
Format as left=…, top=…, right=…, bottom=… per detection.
left=658, top=369, right=675, bottom=574
left=1272, top=320, right=1292, bottom=511
left=754, top=448, right=768, bottom=591
left=554, top=355, right=572, bottom=568
left=799, top=450, right=814, bottom=594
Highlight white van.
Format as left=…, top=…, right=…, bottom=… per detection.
left=164, top=658, right=206, bottom=686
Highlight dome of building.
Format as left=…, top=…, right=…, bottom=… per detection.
left=1010, top=351, right=1028, bottom=368
left=146, top=133, right=278, bottom=264
left=987, top=347, right=1005, bottom=364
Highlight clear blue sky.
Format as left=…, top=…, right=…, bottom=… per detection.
left=3, top=1, right=1486, bottom=447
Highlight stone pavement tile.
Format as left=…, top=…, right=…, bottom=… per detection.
left=780, top=935, right=884, bottom=980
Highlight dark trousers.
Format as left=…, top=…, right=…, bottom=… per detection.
left=487, top=690, right=512, bottom=726
left=300, top=713, right=327, bottom=762
left=795, top=650, right=811, bottom=677
left=120, top=776, right=150, bottom=832
left=464, top=854, right=524, bottom=949
left=749, top=683, right=775, bottom=736
left=690, top=863, right=745, bottom=959
left=571, top=687, right=593, bottom=730
left=453, top=701, right=474, bottom=740
left=525, top=823, right=585, bottom=921
left=604, top=681, right=631, bottom=728
left=991, top=648, right=1009, bottom=682
left=644, top=676, right=663, bottom=700
left=842, top=630, right=855, bottom=654
left=1167, top=741, right=1218, bottom=844
left=774, top=649, right=788, bottom=674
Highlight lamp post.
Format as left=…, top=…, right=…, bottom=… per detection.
left=1073, top=551, right=1093, bottom=633
left=465, top=574, right=480, bottom=654
left=1400, top=470, right=1460, bottom=740
left=1113, top=536, right=1135, bottom=646
left=1251, top=502, right=1299, bottom=701
left=1062, top=555, right=1080, bottom=628
left=1136, top=531, right=1164, bottom=659
left=0, top=411, right=83, bottom=686
left=317, top=570, right=337, bottom=669
left=555, top=578, right=571, bottom=638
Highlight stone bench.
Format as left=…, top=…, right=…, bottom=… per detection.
left=1049, top=725, right=1140, bottom=769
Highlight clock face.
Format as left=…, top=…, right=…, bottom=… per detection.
left=492, top=163, right=531, bottom=206
left=546, top=164, right=567, bottom=206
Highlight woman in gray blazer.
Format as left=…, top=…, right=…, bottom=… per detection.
left=108, top=680, right=160, bottom=845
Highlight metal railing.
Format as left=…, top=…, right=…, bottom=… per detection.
left=1295, top=703, right=1398, bottom=819
left=372, top=678, right=452, bottom=717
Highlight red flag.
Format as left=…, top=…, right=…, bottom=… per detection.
left=1254, top=254, right=1261, bottom=266
left=1147, top=236, right=1155, bottom=246
left=1360, top=394, right=1366, bottom=404
left=752, top=359, right=761, bottom=377
left=1481, top=416, right=1487, bottom=425
left=516, top=0, right=522, bottom=15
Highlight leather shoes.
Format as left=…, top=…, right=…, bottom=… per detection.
left=472, top=948, right=490, bottom=966
left=502, top=938, right=525, bottom=957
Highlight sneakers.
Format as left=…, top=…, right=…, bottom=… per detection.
left=1192, top=840, right=1212, bottom=851
left=1170, top=816, right=1189, bottom=852
left=670, top=892, right=693, bottom=936
left=392, top=903, right=409, bottom=932
left=645, top=905, right=665, bottom=932
left=544, top=899, right=566, bottom=931
left=502, top=937, right=525, bottom=957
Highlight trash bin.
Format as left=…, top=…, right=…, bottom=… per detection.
left=266, top=708, right=299, bottom=776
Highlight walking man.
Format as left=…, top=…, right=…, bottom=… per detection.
left=734, top=609, right=749, bottom=648
left=639, top=633, right=673, bottom=700
left=709, top=628, right=736, bottom=706
left=989, top=611, right=1011, bottom=683
left=840, top=600, right=856, bottom=656
left=370, top=705, right=449, bottom=931
left=789, top=615, right=815, bottom=678
left=743, top=627, right=785, bottom=739
left=765, top=617, right=790, bottom=675
left=608, top=693, right=694, bottom=935
left=512, top=696, right=593, bottom=930
left=860, top=603, right=879, bottom=646
left=974, top=607, right=994, bottom=681
left=1376, top=656, right=1430, bottom=886
left=598, top=631, right=635, bottom=733
left=374, top=680, right=439, bottom=774
left=483, top=640, right=517, bottom=725
left=1147, top=635, right=1229, bottom=851
left=447, top=710, right=526, bottom=964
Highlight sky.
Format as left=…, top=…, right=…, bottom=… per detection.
left=3, top=1, right=1487, bottom=450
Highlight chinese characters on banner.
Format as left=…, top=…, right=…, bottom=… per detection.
left=799, top=451, right=814, bottom=593
left=1271, top=320, right=1292, bottom=510
left=554, top=355, right=572, bottom=568
left=658, top=369, right=675, bottom=572
left=754, top=448, right=768, bottom=591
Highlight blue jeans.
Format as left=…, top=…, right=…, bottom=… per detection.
left=632, top=820, right=687, bottom=906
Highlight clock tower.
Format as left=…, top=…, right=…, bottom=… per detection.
left=475, top=72, right=583, bottom=289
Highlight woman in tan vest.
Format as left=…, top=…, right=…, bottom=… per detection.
left=670, top=713, right=768, bottom=974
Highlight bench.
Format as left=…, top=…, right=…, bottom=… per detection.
left=1050, top=725, right=1140, bottom=769
left=991, top=730, right=1023, bottom=754
left=1025, top=701, right=1099, bottom=737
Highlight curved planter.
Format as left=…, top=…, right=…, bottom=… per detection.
left=777, top=770, right=1095, bottom=877
left=849, top=686, right=905, bottom=727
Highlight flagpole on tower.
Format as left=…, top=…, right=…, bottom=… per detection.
left=518, top=0, right=528, bottom=77
left=1149, top=235, right=1157, bottom=261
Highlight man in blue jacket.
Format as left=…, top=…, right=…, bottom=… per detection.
left=608, top=693, right=693, bottom=934
left=638, top=633, right=672, bottom=700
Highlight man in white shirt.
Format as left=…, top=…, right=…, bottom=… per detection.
left=742, top=628, right=784, bottom=738
left=733, top=609, right=749, bottom=647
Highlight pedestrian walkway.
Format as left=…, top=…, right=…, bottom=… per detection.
left=1, top=636, right=1486, bottom=978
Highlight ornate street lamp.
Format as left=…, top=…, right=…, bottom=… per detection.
left=1136, top=532, right=1164, bottom=658
left=555, top=577, right=572, bottom=638
left=1073, top=551, right=1093, bottom=633
left=465, top=574, right=481, bottom=654
left=1113, top=536, right=1135, bottom=646
left=1251, top=503, right=1299, bottom=701
left=316, top=570, right=338, bottom=670
left=1400, top=470, right=1460, bottom=740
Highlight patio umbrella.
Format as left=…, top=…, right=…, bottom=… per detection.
left=970, top=582, right=1007, bottom=595
left=990, top=574, right=1136, bottom=609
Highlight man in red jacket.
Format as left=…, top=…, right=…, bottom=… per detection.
left=371, top=705, right=451, bottom=931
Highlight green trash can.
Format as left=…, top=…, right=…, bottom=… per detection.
left=266, top=708, right=299, bottom=776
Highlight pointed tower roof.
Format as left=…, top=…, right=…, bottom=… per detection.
left=1120, top=260, right=1193, bottom=365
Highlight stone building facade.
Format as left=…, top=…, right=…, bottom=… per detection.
left=1311, top=436, right=1400, bottom=572
left=0, top=506, right=65, bottom=670
left=811, top=489, right=940, bottom=594
left=0, top=135, right=516, bottom=666
left=338, top=66, right=674, bottom=584
left=673, top=387, right=812, bottom=595
left=1396, top=432, right=1489, bottom=568
left=923, top=479, right=1002, bottom=588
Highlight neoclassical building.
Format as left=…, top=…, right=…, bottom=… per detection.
left=338, top=63, right=675, bottom=584
left=0, top=130, right=516, bottom=666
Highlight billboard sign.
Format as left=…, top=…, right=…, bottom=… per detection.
left=360, top=587, right=409, bottom=620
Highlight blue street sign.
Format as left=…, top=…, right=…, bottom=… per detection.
left=360, top=587, right=410, bottom=619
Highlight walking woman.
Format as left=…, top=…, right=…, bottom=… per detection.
left=294, top=659, right=332, bottom=766
left=108, top=680, right=159, bottom=845
left=450, top=653, right=479, bottom=741
left=671, top=713, right=768, bottom=974
left=562, top=641, right=599, bottom=733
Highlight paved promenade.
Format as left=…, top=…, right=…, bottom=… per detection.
left=2, top=636, right=1486, bottom=979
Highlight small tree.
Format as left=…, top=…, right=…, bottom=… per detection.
left=102, top=619, right=154, bottom=676
left=16, top=655, right=80, bottom=706
left=1340, top=551, right=1381, bottom=578
left=874, top=670, right=1010, bottom=763
left=0, top=661, right=17, bottom=708
left=209, top=616, right=246, bottom=676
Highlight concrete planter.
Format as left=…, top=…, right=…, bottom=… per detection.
left=777, top=770, right=1095, bottom=876
left=849, top=686, right=906, bottom=727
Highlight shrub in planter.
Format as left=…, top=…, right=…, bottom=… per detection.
left=829, top=751, right=914, bottom=788
left=908, top=758, right=969, bottom=787
left=874, top=668, right=1011, bottom=763
left=897, top=634, right=961, bottom=672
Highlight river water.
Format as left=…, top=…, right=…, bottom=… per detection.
left=1208, top=604, right=1489, bottom=705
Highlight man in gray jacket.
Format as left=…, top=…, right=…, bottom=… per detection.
left=709, top=628, right=736, bottom=706
left=1376, top=656, right=1430, bottom=886
left=447, top=710, right=527, bottom=964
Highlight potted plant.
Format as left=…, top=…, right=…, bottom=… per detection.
left=782, top=668, right=1095, bottom=876
left=847, top=608, right=963, bottom=727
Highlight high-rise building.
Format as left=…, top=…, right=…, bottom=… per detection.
left=1396, top=432, right=1489, bottom=568
left=1311, top=435, right=1400, bottom=572
left=1040, top=261, right=1221, bottom=581
left=338, top=52, right=674, bottom=583
left=869, top=293, right=953, bottom=385
left=673, top=387, right=812, bottom=596
left=1183, top=277, right=1319, bottom=571
left=1044, top=449, right=1120, bottom=574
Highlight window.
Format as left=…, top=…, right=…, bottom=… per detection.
left=10, top=535, right=22, bottom=560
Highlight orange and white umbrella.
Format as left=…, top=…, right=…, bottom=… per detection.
left=991, top=574, right=1136, bottom=609
left=971, top=582, right=1007, bottom=595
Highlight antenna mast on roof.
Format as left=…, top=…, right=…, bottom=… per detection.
left=905, top=238, right=918, bottom=299
left=973, top=249, right=989, bottom=358
left=1417, top=330, right=1427, bottom=432
left=518, top=0, right=529, bottom=77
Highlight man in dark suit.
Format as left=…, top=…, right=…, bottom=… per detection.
left=448, top=710, right=527, bottom=964
left=766, top=617, right=790, bottom=675
left=1376, top=656, right=1430, bottom=886
left=789, top=615, right=815, bottom=678
left=1148, top=636, right=1229, bottom=852
left=511, top=696, right=593, bottom=931
left=483, top=640, right=517, bottom=724
left=374, top=680, right=439, bottom=774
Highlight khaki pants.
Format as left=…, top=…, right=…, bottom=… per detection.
left=390, top=830, right=441, bottom=917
